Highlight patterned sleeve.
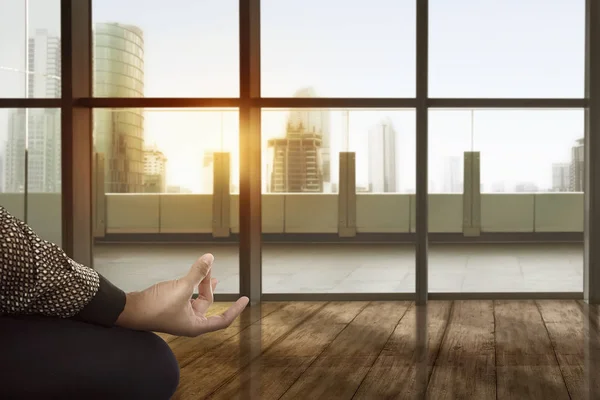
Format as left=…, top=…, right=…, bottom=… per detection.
left=0, top=206, right=126, bottom=326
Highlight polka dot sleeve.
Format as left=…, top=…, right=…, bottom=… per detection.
left=0, top=207, right=126, bottom=326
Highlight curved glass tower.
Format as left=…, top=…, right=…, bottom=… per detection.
left=93, top=23, right=145, bottom=193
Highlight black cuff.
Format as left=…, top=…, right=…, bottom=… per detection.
left=72, top=274, right=127, bottom=327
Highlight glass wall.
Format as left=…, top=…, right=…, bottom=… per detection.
left=0, top=0, right=592, bottom=299
left=428, top=109, right=584, bottom=292
left=261, top=108, right=416, bottom=293
left=429, top=0, right=584, bottom=98
left=91, top=109, right=240, bottom=293
left=261, top=0, right=415, bottom=97
left=92, top=0, right=238, bottom=98
left=0, top=0, right=61, bottom=98
left=0, top=108, right=62, bottom=244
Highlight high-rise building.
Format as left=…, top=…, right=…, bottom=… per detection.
left=5, top=30, right=61, bottom=193
left=570, top=138, right=584, bottom=192
left=268, top=122, right=323, bottom=193
left=552, top=163, right=571, bottom=192
left=93, top=23, right=145, bottom=193
left=443, top=156, right=463, bottom=193
left=143, top=145, right=167, bottom=193
left=287, top=87, right=331, bottom=190
left=368, top=118, right=397, bottom=193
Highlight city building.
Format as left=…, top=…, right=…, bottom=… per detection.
left=491, top=181, right=507, bottom=193
left=287, top=87, right=331, bottom=191
left=142, top=145, right=167, bottom=193
left=93, top=23, right=145, bottom=193
left=4, top=30, right=61, bottom=193
left=368, top=118, right=397, bottom=193
left=515, top=182, right=539, bottom=192
left=570, top=138, right=584, bottom=192
left=268, top=122, right=323, bottom=193
left=443, top=155, right=463, bottom=193
left=552, top=163, right=571, bottom=192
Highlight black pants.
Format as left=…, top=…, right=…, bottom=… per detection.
left=0, top=315, right=180, bottom=399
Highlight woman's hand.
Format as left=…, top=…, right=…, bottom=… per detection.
left=115, top=254, right=249, bottom=336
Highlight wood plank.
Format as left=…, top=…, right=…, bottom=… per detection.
left=495, top=300, right=570, bottom=400
left=167, top=302, right=283, bottom=368
left=354, top=301, right=452, bottom=400
left=210, top=302, right=369, bottom=400
left=427, top=301, right=495, bottom=400
left=172, top=302, right=326, bottom=399
left=279, top=302, right=410, bottom=400
left=537, top=300, right=585, bottom=400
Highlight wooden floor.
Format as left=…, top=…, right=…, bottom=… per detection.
left=158, top=301, right=600, bottom=400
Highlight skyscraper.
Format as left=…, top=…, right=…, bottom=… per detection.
left=570, top=138, right=584, bottom=192
left=5, top=30, right=61, bottom=193
left=143, top=145, right=167, bottom=193
left=268, top=122, right=323, bottom=193
left=552, top=163, right=570, bottom=192
left=368, top=118, right=397, bottom=193
left=286, top=87, right=331, bottom=191
left=93, top=23, right=145, bottom=193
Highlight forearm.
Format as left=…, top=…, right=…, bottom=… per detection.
left=0, top=206, right=126, bottom=326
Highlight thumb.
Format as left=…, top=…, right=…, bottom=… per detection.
left=184, top=253, right=214, bottom=286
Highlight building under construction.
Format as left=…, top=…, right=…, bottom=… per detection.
left=267, top=123, right=324, bottom=193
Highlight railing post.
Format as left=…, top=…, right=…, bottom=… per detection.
left=212, top=151, right=231, bottom=238
left=463, top=151, right=481, bottom=236
left=338, top=152, right=356, bottom=237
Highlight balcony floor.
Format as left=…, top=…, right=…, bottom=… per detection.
left=94, top=243, right=583, bottom=294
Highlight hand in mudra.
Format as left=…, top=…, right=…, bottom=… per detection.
left=116, top=254, right=249, bottom=337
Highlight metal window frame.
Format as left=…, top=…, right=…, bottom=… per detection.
left=0, top=0, right=592, bottom=303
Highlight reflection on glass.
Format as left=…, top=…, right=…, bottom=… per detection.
left=428, top=109, right=584, bottom=293
left=92, top=0, right=239, bottom=97
left=0, top=108, right=62, bottom=245
left=430, top=109, right=584, bottom=194
left=261, top=0, right=416, bottom=97
left=0, top=0, right=61, bottom=98
left=92, top=109, right=239, bottom=194
left=262, top=108, right=416, bottom=194
left=262, top=109, right=416, bottom=294
left=92, top=108, right=240, bottom=294
left=429, top=0, right=585, bottom=98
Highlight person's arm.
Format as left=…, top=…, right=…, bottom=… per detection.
left=0, top=206, right=126, bottom=326
left=0, top=206, right=249, bottom=336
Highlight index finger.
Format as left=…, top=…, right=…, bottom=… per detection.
left=196, top=297, right=250, bottom=334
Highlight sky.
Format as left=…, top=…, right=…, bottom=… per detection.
left=0, top=0, right=587, bottom=193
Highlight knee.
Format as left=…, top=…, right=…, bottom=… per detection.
left=120, top=331, right=180, bottom=399
left=139, top=332, right=181, bottom=397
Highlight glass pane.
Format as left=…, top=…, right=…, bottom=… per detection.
left=92, top=0, right=239, bottom=97
left=0, top=0, right=61, bottom=98
left=261, top=1, right=416, bottom=97
left=92, top=108, right=240, bottom=294
left=429, top=0, right=585, bottom=98
left=429, top=109, right=584, bottom=293
left=262, top=108, right=415, bottom=293
left=0, top=108, right=62, bottom=245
